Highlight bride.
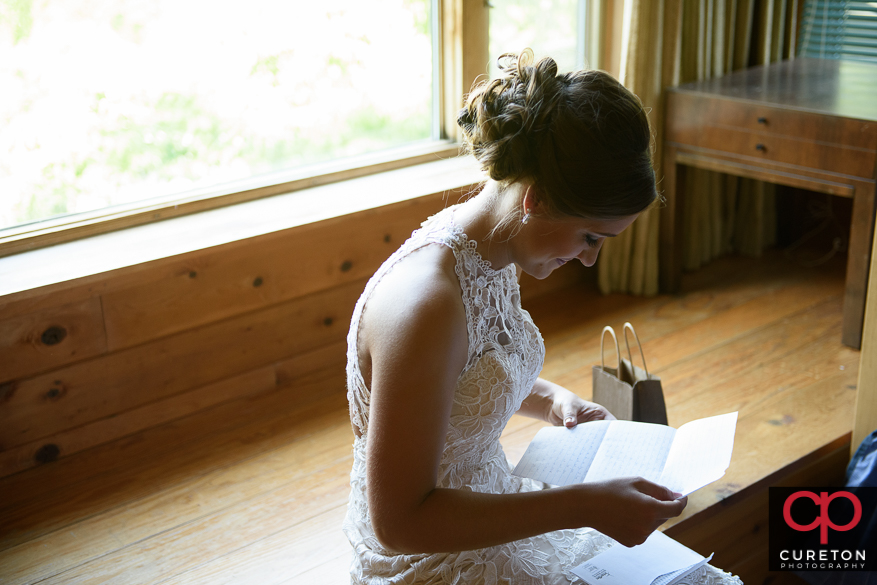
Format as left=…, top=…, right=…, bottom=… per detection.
left=342, top=49, right=743, bottom=585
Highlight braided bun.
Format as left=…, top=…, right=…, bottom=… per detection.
left=458, top=49, right=657, bottom=220
left=458, top=49, right=563, bottom=183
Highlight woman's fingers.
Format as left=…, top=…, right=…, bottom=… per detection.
left=635, top=477, right=683, bottom=501
left=561, top=402, right=578, bottom=427
left=655, top=494, right=688, bottom=521
left=567, top=399, right=615, bottom=426
left=576, top=477, right=689, bottom=547
left=631, top=477, right=688, bottom=521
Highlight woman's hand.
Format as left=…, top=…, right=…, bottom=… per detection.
left=546, top=391, right=615, bottom=428
left=572, top=477, right=687, bottom=547
left=517, top=378, right=615, bottom=427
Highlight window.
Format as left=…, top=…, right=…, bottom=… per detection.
left=798, top=0, right=877, bottom=62
left=0, top=0, right=603, bottom=257
left=489, top=0, right=593, bottom=76
left=1, top=0, right=437, bottom=230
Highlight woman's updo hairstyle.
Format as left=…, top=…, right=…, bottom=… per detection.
left=457, top=49, right=658, bottom=221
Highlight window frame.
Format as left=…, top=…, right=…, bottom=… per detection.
left=0, top=0, right=606, bottom=259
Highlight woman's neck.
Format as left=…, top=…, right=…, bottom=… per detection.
left=454, top=181, right=518, bottom=271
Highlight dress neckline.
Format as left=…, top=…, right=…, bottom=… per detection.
left=442, top=207, right=513, bottom=279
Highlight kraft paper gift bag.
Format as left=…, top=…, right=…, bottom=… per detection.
left=592, top=322, right=668, bottom=425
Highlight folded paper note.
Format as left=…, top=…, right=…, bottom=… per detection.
left=571, top=530, right=714, bottom=585
left=512, top=412, right=737, bottom=496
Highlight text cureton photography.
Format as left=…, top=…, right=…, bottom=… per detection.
left=777, top=549, right=867, bottom=570
left=769, top=487, right=877, bottom=571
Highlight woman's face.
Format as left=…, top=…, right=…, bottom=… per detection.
left=512, top=212, right=640, bottom=280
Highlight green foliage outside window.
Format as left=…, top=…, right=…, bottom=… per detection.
left=489, top=0, right=581, bottom=77
left=0, top=0, right=433, bottom=230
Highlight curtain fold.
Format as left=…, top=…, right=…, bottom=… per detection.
left=597, top=0, right=798, bottom=295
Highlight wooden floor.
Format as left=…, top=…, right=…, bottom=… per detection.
left=0, top=250, right=859, bottom=585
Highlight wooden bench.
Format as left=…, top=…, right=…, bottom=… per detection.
left=0, top=160, right=859, bottom=583
left=0, top=255, right=856, bottom=584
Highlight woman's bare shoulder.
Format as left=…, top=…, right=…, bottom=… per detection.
left=366, top=243, right=464, bottom=329
left=360, top=242, right=468, bottom=374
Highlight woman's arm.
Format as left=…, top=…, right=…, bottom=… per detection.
left=361, top=246, right=683, bottom=554
left=517, top=378, right=616, bottom=427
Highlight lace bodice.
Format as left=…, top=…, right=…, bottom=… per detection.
left=342, top=206, right=743, bottom=585
left=346, top=207, right=544, bottom=477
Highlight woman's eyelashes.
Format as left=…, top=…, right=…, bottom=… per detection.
left=584, top=234, right=600, bottom=248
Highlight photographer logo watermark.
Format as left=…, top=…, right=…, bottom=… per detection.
left=783, top=490, right=862, bottom=544
left=769, top=487, right=875, bottom=571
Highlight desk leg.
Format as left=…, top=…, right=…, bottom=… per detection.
left=660, top=146, right=686, bottom=293
left=843, top=180, right=877, bottom=349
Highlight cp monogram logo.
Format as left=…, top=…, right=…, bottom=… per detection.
left=783, top=490, right=862, bottom=544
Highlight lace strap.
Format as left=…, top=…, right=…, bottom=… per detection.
left=346, top=209, right=465, bottom=436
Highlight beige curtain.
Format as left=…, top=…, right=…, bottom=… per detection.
left=597, top=0, right=799, bottom=295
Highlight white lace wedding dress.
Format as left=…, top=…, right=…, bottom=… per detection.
left=343, top=206, right=743, bottom=585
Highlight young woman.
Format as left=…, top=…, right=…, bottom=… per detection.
left=343, top=50, right=743, bottom=585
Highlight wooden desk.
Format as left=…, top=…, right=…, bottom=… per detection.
left=662, top=58, right=877, bottom=348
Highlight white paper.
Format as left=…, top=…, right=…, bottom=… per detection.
left=571, top=530, right=714, bottom=585
left=583, top=421, right=676, bottom=485
left=659, top=412, right=738, bottom=495
left=653, top=556, right=713, bottom=585
left=512, top=413, right=737, bottom=496
left=511, top=421, right=610, bottom=486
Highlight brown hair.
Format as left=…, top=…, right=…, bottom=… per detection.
left=457, top=49, right=658, bottom=222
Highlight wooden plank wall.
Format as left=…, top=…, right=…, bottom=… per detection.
left=0, top=190, right=458, bottom=479
left=0, top=186, right=591, bottom=480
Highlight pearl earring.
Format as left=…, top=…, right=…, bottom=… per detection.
left=521, top=211, right=531, bottom=225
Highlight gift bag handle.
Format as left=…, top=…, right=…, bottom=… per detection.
left=600, top=326, right=621, bottom=374
left=622, top=322, right=649, bottom=377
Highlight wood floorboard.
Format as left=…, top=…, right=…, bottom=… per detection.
left=0, top=421, right=353, bottom=584
left=497, top=294, right=849, bottom=446
left=543, top=286, right=845, bottom=408
left=0, top=251, right=857, bottom=585
left=0, top=374, right=349, bottom=551
left=278, top=550, right=353, bottom=585
left=0, top=357, right=345, bottom=516
left=155, top=505, right=350, bottom=585
left=530, top=250, right=841, bottom=345
left=533, top=256, right=844, bottom=391
left=42, top=474, right=351, bottom=585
